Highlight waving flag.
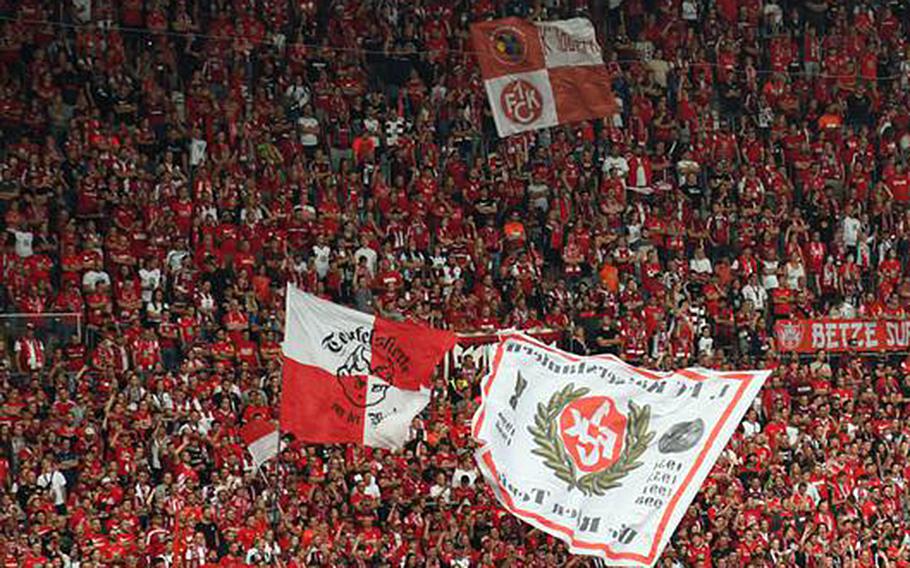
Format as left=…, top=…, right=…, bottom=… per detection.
left=280, top=285, right=456, bottom=449
left=471, top=17, right=616, bottom=137
left=240, top=419, right=279, bottom=467
left=473, top=333, right=768, bottom=566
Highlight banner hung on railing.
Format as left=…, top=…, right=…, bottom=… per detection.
left=774, top=319, right=910, bottom=353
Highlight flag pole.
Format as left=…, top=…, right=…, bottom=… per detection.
left=270, top=415, right=284, bottom=525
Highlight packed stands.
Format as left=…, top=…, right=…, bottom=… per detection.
left=2, top=0, right=910, bottom=565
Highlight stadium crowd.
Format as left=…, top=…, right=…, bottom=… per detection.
left=5, top=0, right=910, bottom=565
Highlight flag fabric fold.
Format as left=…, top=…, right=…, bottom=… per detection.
left=280, top=285, right=456, bottom=449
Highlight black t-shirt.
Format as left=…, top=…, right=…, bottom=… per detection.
left=566, top=336, right=589, bottom=356
left=593, top=327, right=620, bottom=355
left=58, top=70, right=83, bottom=106
left=681, top=180, right=704, bottom=201
left=16, top=482, right=36, bottom=510
left=194, top=520, right=221, bottom=550
left=846, top=93, right=871, bottom=125
left=718, top=82, right=742, bottom=113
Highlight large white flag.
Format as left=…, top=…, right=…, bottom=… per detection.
left=472, top=333, right=768, bottom=566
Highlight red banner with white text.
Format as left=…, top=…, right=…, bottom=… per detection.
left=775, top=319, right=910, bottom=353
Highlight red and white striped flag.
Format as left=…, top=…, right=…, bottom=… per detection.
left=471, top=17, right=616, bottom=137
left=239, top=419, right=279, bottom=466
left=280, top=285, right=456, bottom=449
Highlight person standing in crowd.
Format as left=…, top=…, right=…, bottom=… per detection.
left=3, top=0, right=910, bottom=565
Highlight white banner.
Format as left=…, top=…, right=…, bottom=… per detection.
left=472, top=333, right=768, bottom=566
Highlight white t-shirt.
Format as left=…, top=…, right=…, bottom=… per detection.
left=429, top=484, right=451, bottom=502
left=10, top=229, right=33, bottom=257
left=452, top=468, right=477, bottom=486
left=139, top=268, right=163, bottom=302
left=72, top=0, right=91, bottom=23
left=762, top=260, right=779, bottom=290
left=602, top=155, right=629, bottom=177
left=843, top=216, right=861, bottom=247
left=682, top=0, right=699, bottom=20
left=742, top=420, right=761, bottom=438
left=38, top=470, right=67, bottom=506
left=286, top=84, right=310, bottom=109
left=298, top=116, right=320, bottom=147
left=689, top=257, right=712, bottom=275
left=354, top=246, right=378, bottom=276
left=363, top=117, right=381, bottom=147
left=835, top=300, right=857, bottom=318
left=364, top=479, right=381, bottom=498
left=167, top=251, right=190, bottom=272
left=786, top=262, right=806, bottom=289
left=742, top=284, right=768, bottom=311
left=83, top=270, right=111, bottom=290
left=312, top=245, right=331, bottom=278
left=697, top=335, right=714, bottom=357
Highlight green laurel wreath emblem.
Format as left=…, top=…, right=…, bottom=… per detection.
left=528, top=383, right=656, bottom=496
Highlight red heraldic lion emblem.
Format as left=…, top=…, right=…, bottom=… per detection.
left=558, top=396, right=627, bottom=473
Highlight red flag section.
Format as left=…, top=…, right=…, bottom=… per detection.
left=279, top=285, right=455, bottom=449
left=239, top=418, right=280, bottom=466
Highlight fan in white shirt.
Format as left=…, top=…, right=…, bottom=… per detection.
left=8, top=227, right=33, bottom=257
left=37, top=459, right=68, bottom=507
left=842, top=204, right=862, bottom=248
left=742, top=274, right=768, bottom=311
left=602, top=152, right=629, bottom=178
left=689, top=252, right=712, bottom=276
left=741, top=409, right=762, bottom=438
left=312, top=237, right=331, bottom=279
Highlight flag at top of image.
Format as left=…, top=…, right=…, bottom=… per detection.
left=280, top=284, right=456, bottom=450
left=471, top=17, right=616, bottom=137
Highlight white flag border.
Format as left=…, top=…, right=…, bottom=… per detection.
left=472, top=332, right=769, bottom=566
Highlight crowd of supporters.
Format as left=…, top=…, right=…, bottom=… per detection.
left=5, top=0, right=910, bottom=565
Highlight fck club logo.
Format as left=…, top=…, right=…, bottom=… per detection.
left=775, top=321, right=805, bottom=351
left=500, top=79, right=543, bottom=125
left=559, top=396, right=627, bottom=473
left=529, top=382, right=654, bottom=496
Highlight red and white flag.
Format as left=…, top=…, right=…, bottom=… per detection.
left=239, top=419, right=279, bottom=467
left=471, top=17, right=616, bottom=137
left=473, top=333, right=769, bottom=566
left=280, top=285, right=456, bottom=449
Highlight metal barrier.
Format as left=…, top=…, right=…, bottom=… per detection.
left=0, top=312, right=83, bottom=352
left=444, top=328, right=564, bottom=379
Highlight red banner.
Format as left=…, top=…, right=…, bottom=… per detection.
left=775, top=319, right=910, bottom=353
